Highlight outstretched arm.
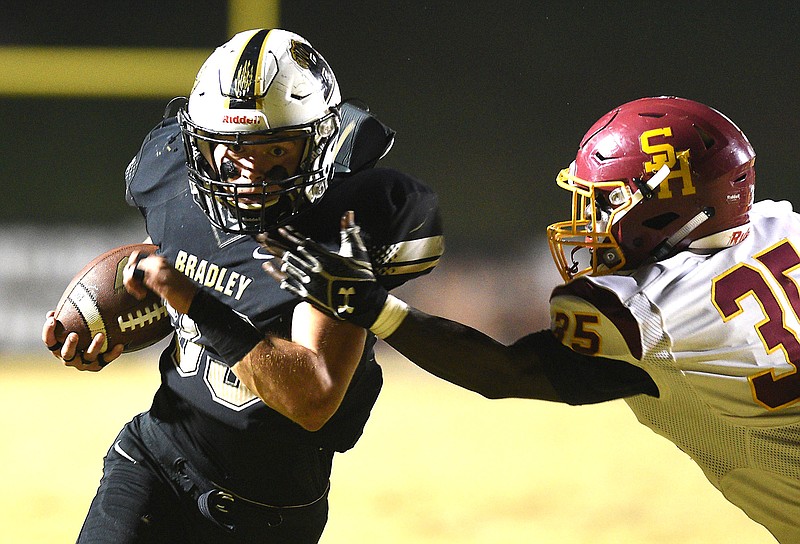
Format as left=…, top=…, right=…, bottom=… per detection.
left=382, top=308, right=562, bottom=400
left=261, top=212, right=659, bottom=405
left=260, top=212, right=561, bottom=401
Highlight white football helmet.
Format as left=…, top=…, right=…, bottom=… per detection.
left=178, top=28, right=342, bottom=233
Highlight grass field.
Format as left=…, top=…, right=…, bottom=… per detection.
left=2, top=349, right=777, bottom=543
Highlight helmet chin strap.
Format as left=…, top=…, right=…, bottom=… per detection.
left=603, top=165, right=715, bottom=266
left=649, top=207, right=715, bottom=262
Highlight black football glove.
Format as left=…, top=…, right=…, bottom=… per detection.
left=260, top=212, right=390, bottom=330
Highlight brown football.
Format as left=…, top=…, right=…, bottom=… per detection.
left=54, top=243, right=172, bottom=353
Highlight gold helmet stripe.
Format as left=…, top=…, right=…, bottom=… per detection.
left=227, top=28, right=271, bottom=110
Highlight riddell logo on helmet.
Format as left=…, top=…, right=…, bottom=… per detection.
left=222, top=115, right=260, bottom=125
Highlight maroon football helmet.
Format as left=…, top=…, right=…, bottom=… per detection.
left=547, top=96, right=756, bottom=281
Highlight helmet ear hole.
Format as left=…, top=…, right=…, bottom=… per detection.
left=642, top=212, right=679, bottom=230
left=733, top=173, right=749, bottom=185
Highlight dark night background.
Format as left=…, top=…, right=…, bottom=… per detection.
left=3, top=1, right=797, bottom=254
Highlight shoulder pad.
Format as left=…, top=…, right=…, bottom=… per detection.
left=294, top=168, right=444, bottom=290
left=333, top=100, right=396, bottom=174
left=550, top=277, right=643, bottom=360
left=125, top=114, right=187, bottom=208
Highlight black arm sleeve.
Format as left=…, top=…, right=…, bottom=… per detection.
left=186, top=290, right=263, bottom=367
left=513, top=330, right=659, bottom=405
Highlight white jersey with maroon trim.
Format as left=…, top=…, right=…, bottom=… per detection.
left=550, top=199, right=800, bottom=543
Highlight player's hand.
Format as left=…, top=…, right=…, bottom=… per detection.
left=124, top=250, right=197, bottom=315
left=259, top=211, right=389, bottom=329
left=42, top=310, right=123, bottom=371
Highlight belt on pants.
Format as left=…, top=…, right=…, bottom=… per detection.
left=138, top=414, right=329, bottom=533
left=196, top=483, right=330, bottom=532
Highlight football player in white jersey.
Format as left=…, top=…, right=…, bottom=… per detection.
left=260, top=97, right=800, bottom=543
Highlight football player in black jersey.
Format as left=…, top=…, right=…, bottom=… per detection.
left=41, top=28, right=443, bottom=543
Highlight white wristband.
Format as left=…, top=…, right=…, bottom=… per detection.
left=369, top=295, right=410, bottom=339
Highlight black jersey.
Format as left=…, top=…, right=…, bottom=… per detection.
left=124, top=114, right=444, bottom=504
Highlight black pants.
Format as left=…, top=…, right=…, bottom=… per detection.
left=77, top=413, right=329, bottom=544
